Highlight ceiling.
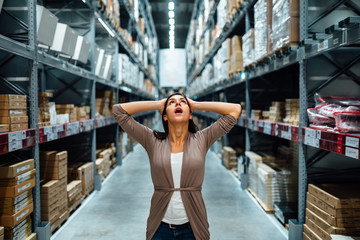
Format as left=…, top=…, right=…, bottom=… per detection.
left=148, top=0, right=195, bottom=49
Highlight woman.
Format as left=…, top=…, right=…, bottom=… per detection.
left=112, top=93, right=241, bottom=240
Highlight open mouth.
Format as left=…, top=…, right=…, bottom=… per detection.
left=175, top=108, right=183, bottom=114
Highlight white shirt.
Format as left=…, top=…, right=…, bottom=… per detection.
left=162, top=152, right=189, bottom=224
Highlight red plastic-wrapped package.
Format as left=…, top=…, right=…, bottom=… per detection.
left=334, top=110, right=360, bottom=133
left=307, top=108, right=335, bottom=126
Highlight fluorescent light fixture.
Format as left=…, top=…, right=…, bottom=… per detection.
left=168, top=11, right=174, bottom=18
left=98, top=18, right=115, bottom=37
left=170, top=25, right=175, bottom=31
left=82, top=0, right=86, bottom=3
left=169, top=19, right=175, bottom=25
left=169, top=30, right=175, bottom=36
left=168, top=2, right=174, bottom=10
left=169, top=36, right=175, bottom=41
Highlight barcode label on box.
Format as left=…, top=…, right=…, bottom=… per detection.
left=345, top=136, right=359, bottom=148
left=264, top=122, right=272, bottom=135
left=345, top=147, right=359, bottom=159
left=8, top=131, right=26, bottom=142
left=17, top=170, right=32, bottom=184
left=15, top=199, right=30, bottom=213
left=17, top=164, right=30, bottom=173
left=9, top=141, right=23, bottom=152
left=18, top=183, right=31, bottom=193
left=258, top=121, right=264, bottom=127
left=16, top=209, right=29, bottom=222
left=304, top=136, right=319, bottom=148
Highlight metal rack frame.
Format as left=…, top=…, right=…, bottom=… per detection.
left=0, top=0, right=159, bottom=239
left=187, top=1, right=360, bottom=240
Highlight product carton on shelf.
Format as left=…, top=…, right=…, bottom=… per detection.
left=230, top=35, right=244, bottom=75
left=254, top=0, right=272, bottom=62
left=102, top=54, right=114, bottom=80
left=0, top=202, right=33, bottom=227
left=73, top=35, right=90, bottom=64
left=242, top=28, right=255, bottom=67
left=36, top=5, right=59, bottom=47
left=40, top=180, right=59, bottom=224
left=56, top=104, right=77, bottom=122
left=222, top=146, right=237, bottom=169
left=3, top=216, right=32, bottom=240
left=68, top=162, right=94, bottom=197
left=0, top=159, right=34, bottom=179
left=67, top=180, right=82, bottom=208
left=0, top=226, right=3, bottom=240
left=271, top=0, right=299, bottom=53
left=40, top=151, right=68, bottom=180
left=51, top=23, right=78, bottom=57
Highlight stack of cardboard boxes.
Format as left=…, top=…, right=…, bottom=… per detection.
left=96, top=91, right=114, bottom=118
left=67, top=180, right=82, bottom=212
left=251, top=110, right=262, bottom=120
left=268, top=102, right=285, bottom=122
left=68, top=162, right=94, bottom=197
left=230, top=35, right=244, bottom=75
left=56, top=104, right=77, bottom=123
left=222, top=146, right=238, bottom=170
left=38, top=92, right=53, bottom=127
left=0, top=159, right=36, bottom=239
left=254, top=0, right=272, bottom=62
left=0, top=226, right=3, bottom=240
left=76, top=107, right=87, bottom=121
left=304, top=184, right=360, bottom=240
left=242, top=29, right=255, bottom=68
left=40, top=151, right=69, bottom=232
left=0, top=94, right=28, bottom=133
left=283, top=99, right=299, bottom=125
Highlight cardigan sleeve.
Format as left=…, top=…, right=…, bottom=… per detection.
left=198, top=114, right=237, bottom=151
left=112, top=104, right=153, bottom=150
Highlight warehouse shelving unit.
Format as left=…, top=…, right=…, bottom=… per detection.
left=0, top=0, right=159, bottom=239
left=185, top=0, right=360, bottom=239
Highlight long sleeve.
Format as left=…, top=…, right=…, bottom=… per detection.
left=197, top=114, right=237, bottom=150
left=112, top=104, right=153, bottom=150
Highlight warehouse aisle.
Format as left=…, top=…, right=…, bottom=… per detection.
left=52, top=144, right=288, bottom=240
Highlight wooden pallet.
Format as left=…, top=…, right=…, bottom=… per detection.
left=69, top=197, right=83, bottom=214
left=51, top=210, right=69, bottom=234
left=247, top=187, right=274, bottom=213
left=231, top=168, right=238, bottom=178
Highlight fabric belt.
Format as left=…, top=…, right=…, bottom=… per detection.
left=154, top=187, right=202, bottom=192
left=161, top=221, right=191, bottom=230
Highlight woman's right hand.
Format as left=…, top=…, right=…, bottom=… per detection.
left=159, top=98, right=167, bottom=114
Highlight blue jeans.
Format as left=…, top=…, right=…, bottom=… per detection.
left=152, top=222, right=196, bottom=240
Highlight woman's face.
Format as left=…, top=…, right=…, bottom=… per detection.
left=163, top=95, right=192, bottom=124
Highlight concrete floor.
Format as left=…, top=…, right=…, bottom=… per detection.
left=52, top=144, right=288, bottom=240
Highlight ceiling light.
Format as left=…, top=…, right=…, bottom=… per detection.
left=169, top=35, right=175, bottom=40
left=98, top=18, right=115, bottom=37
left=170, top=25, right=175, bottom=31
left=169, top=30, right=174, bottom=36
left=82, top=0, right=86, bottom=2
left=169, top=19, right=175, bottom=25
left=168, top=2, right=174, bottom=10
left=168, top=11, right=174, bottom=18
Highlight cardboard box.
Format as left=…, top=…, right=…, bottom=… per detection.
left=73, top=35, right=90, bottom=64
left=0, top=202, right=33, bottom=227
left=0, top=190, right=31, bottom=208
left=0, top=95, right=26, bottom=103
left=306, top=201, right=360, bottom=228
left=26, top=233, right=37, bottom=240
left=0, top=177, right=35, bottom=198
left=307, top=193, right=360, bottom=218
left=0, top=124, right=9, bottom=133
left=0, top=109, right=26, bottom=117
left=303, top=224, right=323, bottom=240
left=0, top=159, right=34, bottom=178
left=0, top=194, right=33, bottom=215
left=308, top=184, right=360, bottom=209
left=3, top=215, right=31, bottom=238
left=36, top=5, right=58, bottom=47
left=0, top=116, right=28, bottom=124
left=0, top=169, right=36, bottom=187
left=302, top=232, right=311, bottom=240
left=51, top=23, right=78, bottom=57
left=10, top=123, right=28, bottom=131
left=0, top=102, right=27, bottom=110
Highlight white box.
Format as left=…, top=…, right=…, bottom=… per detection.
left=95, top=49, right=105, bottom=76
left=36, top=5, right=58, bottom=47
left=49, top=102, right=57, bottom=125
left=56, top=114, right=69, bottom=125
left=51, top=23, right=78, bottom=57
left=73, top=36, right=90, bottom=64
left=102, top=55, right=113, bottom=80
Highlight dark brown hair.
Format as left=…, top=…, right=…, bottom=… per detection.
left=153, top=92, right=198, bottom=140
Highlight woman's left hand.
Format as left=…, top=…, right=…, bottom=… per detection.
left=187, top=98, right=197, bottom=112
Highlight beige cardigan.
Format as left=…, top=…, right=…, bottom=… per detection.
left=113, top=104, right=237, bottom=240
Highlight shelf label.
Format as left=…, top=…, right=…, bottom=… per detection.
left=318, top=39, right=329, bottom=52
left=305, top=128, right=317, bottom=138
left=345, top=136, right=359, bottom=148
left=304, top=136, right=319, bottom=148
left=238, top=118, right=245, bottom=126
left=264, top=122, right=272, bottom=135
left=8, top=131, right=26, bottom=142
left=248, top=120, right=253, bottom=130
left=16, top=209, right=29, bottom=222
left=274, top=124, right=279, bottom=136
left=281, top=126, right=292, bottom=140
left=18, top=183, right=31, bottom=193
left=56, top=125, right=64, bottom=132
left=345, top=147, right=359, bottom=159
left=9, top=141, right=23, bottom=152
left=258, top=121, right=264, bottom=128
left=283, top=56, right=290, bottom=65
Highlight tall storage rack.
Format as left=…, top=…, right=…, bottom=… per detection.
left=185, top=0, right=360, bottom=239
left=0, top=0, right=160, bottom=239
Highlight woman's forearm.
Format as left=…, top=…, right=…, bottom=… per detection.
left=118, top=101, right=162, bottom=115
left=193, top=101, right=241, bottom=119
